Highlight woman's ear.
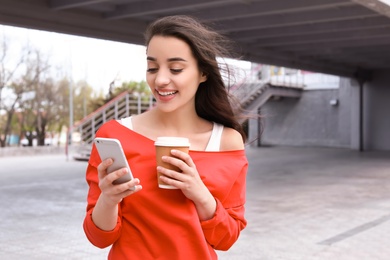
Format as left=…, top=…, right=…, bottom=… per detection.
left=200, top=72, right=208, bottom=83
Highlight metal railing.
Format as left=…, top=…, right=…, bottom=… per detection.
left=230, top=65, right=306, bottom=106
left=74, top=92, right=154, bottom=144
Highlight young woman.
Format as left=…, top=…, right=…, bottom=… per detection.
left=83, top=15, right=248, bottom=259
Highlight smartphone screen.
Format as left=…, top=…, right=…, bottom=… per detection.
left=94, top=137, right=134, bottom=186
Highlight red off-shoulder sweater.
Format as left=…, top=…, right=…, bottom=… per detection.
left=83, top=120, right=248, bottom=259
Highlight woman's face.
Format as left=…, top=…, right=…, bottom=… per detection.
left=146, top=35, right=207, bottom=113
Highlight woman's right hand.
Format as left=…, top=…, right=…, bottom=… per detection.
left=92, top=158, right=141, bottom=231
left=97, top=158, right=142, bottom=206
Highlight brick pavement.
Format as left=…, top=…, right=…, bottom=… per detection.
left=0, top=146, right=389, bottom=259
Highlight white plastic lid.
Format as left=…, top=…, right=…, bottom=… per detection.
left=154, top=137, right=190, bottom=147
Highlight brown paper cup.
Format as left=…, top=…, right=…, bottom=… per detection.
left=155, top=137, right=190, bottom=189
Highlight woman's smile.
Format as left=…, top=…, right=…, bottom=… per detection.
left=155, top=89, right=179, bottom=102
left=156, top=90, right=178, bottom=96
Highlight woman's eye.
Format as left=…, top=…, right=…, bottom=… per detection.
left=171, top=69, right=183, bottom=73
left=147, top=68, right=158, bottom=73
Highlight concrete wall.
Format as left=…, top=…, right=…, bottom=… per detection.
left=248, top=73, right=390, bottom=151
left=257, top=87, right=352, bottom=148
left=364, top=70, right=390, bottom=151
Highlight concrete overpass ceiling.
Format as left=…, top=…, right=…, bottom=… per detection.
left=1, top=0, right=390, bottom=78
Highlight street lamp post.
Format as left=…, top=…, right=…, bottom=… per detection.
left=69, top=81, right=73, bottom=145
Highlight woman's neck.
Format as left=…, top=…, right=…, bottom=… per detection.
left=154, top=109, right=202, bottom=134
left=133, top=108, right=213, bottom=148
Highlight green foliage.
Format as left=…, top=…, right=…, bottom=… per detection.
left=115, top=80, right=150, bottom=96
left=73, top=80, right=96, bottom=122
left=90, top=80, right=151, bottom=111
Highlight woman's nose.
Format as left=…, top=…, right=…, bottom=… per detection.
left=155, top=69, right=170, bottom=86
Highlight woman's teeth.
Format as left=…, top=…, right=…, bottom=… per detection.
left=158, top=91, right=178, bottom=96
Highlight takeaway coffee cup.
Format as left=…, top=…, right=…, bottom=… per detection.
left=155, top=137, right=190, bottom=189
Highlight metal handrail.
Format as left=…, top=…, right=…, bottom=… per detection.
left=66, top=92, right=155, bottom=160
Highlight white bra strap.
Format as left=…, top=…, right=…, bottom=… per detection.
left=205, top=122, right=223, bottom=151
left=120, top=116, right=133, bottom=130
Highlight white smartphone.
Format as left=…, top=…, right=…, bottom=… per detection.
left=94, top=137, right=134, bottom=187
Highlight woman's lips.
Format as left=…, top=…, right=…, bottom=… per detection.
left=156, top=90, right=178, bottom=96
left=156, top=90, right=178, bottom=101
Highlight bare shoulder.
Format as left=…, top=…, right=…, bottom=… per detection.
left=220, top=127, right=245, bottom=151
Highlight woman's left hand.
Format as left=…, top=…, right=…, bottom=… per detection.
left=157, top=149, right=216, bottom=220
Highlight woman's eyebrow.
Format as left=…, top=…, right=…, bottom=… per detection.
left=146, top=56, right=187, bottom=62
left=167, top=57, right=187, bottom=62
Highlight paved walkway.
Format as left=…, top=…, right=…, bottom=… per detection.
left=0, top=146, right=389, bottom=259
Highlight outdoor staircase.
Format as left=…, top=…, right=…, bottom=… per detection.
left=71, top=91, right=154, bottom=161
left=232, top=81, right=304, bottom=123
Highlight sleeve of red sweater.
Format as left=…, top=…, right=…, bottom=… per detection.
left=83, top=146, right=123, bottom=248
left=200, top=159, right=248, bottom=251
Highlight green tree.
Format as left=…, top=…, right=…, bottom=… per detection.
left=73, top=80, right=96, bottom=122
left=17, top=49, right=51, bottom=146
left=0, top=36, right=31, bottom=147
left=89, top=80, right=150, bottom=112
left=117, top=80, right=150, bottom=97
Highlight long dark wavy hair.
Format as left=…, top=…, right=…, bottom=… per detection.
left=144, top=15, right=246, bottom=141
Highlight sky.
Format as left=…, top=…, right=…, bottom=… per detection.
left=0, top=24, right=148, bottom=93
left=379, top=0, right=390, bottom=5
left=0, top=24, right=252, bottom=93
